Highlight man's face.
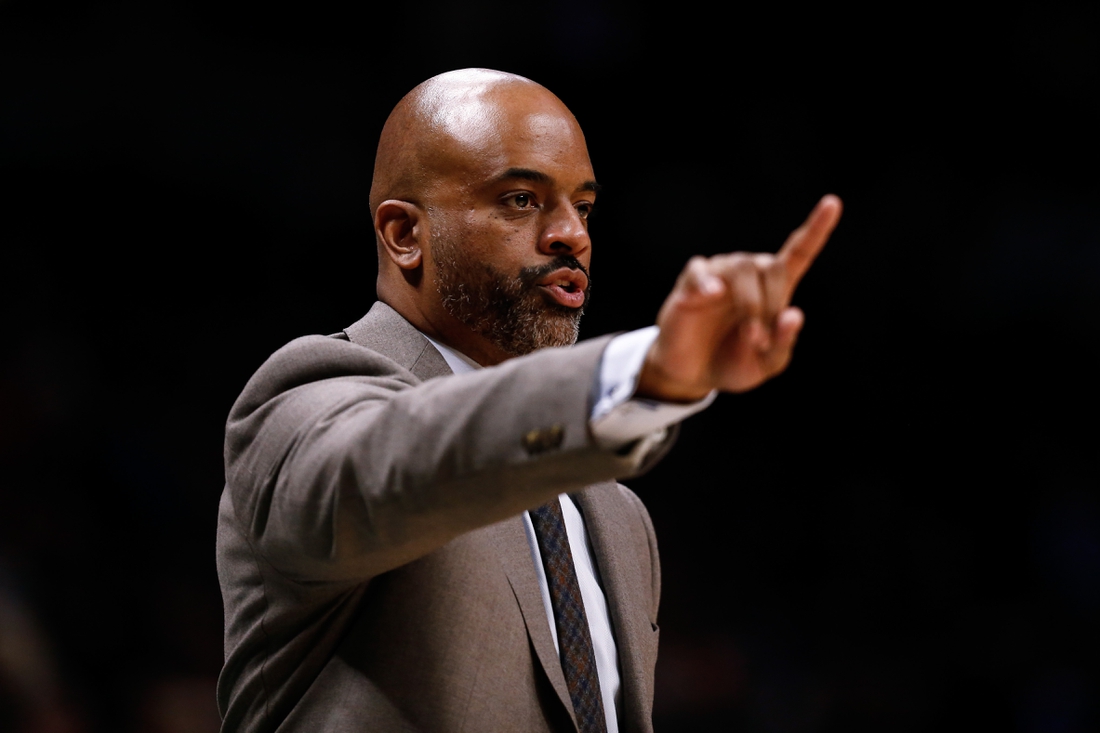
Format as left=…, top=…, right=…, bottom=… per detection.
left=421, top=91, right=597, bottom=358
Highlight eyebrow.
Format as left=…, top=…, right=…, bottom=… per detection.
left=494, top=167, right=602, bottom=194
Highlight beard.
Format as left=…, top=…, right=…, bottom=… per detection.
left=432, top=238, right=591, bottom=357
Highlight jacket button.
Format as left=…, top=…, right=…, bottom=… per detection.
left=522, top=424, right=564, bottom=455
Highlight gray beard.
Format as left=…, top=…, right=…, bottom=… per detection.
left=432, top=239, right=589, bottom=357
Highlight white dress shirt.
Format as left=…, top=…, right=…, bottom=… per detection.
left=423, top=328, right=713, bottom=732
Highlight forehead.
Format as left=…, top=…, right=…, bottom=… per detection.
left=429, top=86, right=594, bottom=186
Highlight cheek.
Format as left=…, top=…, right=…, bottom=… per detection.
left=467, top=215, right=535, bottom=262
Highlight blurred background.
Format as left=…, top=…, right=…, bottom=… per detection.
left=2, top=1, right=1098, bottom=731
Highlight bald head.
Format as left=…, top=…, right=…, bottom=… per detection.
left=369, top=69, right=582, bottom=215
left=369, top=69, right=597, bottom=366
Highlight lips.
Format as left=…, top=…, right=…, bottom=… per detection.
left=535, top=267, right=588, bottom=309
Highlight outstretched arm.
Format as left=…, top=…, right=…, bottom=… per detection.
left=637, top=195, right=843, bottom=402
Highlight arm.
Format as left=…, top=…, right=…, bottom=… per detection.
left=224, top=334, right=647, bottom=583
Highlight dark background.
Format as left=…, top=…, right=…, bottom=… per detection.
left=2, top=1, right=1098, bottom=731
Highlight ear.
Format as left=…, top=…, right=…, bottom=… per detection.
left=375, top=199, right=423, bottom=270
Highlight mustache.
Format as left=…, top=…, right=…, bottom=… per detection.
left=518, top=255, right=591, bottom=291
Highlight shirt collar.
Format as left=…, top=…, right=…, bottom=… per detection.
left=421, top=333, right=481, bottom=375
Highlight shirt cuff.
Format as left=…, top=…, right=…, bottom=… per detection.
left=590, top=326, right=716, bottom=450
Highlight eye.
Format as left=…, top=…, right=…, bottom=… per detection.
left=575, top=202, right=594, bottom=220
left=504, top=192, right=538, bottom=210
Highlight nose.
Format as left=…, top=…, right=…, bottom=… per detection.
left=538, top=200, right=591, bottom=259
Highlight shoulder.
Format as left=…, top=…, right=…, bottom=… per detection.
left=228, top=300, right=438, bottom=429
left=230, top=333, right=417, bottom=421
left=223, top=330, right=422, bottom=484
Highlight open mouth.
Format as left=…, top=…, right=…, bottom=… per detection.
left=535, top=268, right=588, bottom=308
left=536, top=268, right=588, bottom=293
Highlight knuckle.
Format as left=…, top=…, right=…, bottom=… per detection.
left=752, top=253, right=776, bottom=269
left=721, top=255, right=753, bottom=276
left=714, top=252, right=742, bottom=268
left=685, top=256, right=710, bottom=276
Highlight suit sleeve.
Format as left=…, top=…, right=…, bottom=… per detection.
left=223, top=334, right=660, bottom=583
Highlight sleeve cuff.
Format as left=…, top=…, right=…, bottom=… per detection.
left=591, top=326, right=716, bottom=450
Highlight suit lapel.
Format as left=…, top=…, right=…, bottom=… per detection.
left=484, top=516, right=578, bottom=731
left=575, top=485, right=655, bottom=733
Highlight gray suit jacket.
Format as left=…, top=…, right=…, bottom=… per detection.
left=216, top=302, right=666, bottom=732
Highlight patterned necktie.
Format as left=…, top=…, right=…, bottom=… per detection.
left=529, top=498, right=608, bottom=733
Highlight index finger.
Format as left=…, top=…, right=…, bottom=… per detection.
left=777, top=194, right=843, bottom=288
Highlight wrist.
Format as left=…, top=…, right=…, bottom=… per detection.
left=635, top=354, right=712, bottom=404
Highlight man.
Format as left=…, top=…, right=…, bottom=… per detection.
left=216, top=68, right=841, bottom=733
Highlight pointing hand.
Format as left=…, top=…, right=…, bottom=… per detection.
left=637, top=194, right=843, bottom=401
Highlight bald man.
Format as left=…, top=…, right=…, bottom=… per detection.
left=216, top=69, right=841, bottom=733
